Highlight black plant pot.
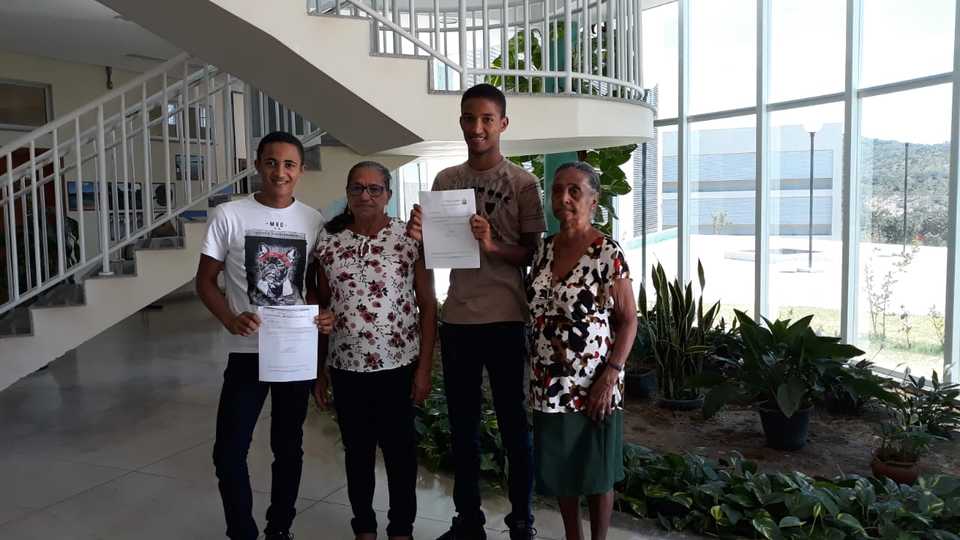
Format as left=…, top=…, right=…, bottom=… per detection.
left=657, top=394, right=704, bottom=411
left=648, top=497, right=688, bottom=517
left=757, top=403, right=813, bottom=451
left=626, top=368, right=657, bottom=399
left=824, top=392, right=864, bottom=416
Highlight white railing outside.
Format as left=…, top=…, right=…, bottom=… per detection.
left=0, top=54, right=321, bottom=315
left=309, top=0, right=645, bottom=101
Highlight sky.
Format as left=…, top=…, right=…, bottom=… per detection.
left=642, top=0, right=956, bottom=144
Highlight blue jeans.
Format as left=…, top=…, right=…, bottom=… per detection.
left=439, top=322, right=534, bottom=529
left=212, top=353, right=312, bottom=540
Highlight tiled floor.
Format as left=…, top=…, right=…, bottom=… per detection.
left=1, top=295, right=679, bottom=539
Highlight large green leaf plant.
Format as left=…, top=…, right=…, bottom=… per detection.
left=700, top=311, right=866, bottom=419
left=638, top=261, right=720, bottom=401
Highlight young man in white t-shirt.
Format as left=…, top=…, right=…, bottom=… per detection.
left=196, top=131, right=325, bottom=540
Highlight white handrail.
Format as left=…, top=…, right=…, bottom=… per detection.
left=0, top=69, right=228, bottom=200
left=0, top=166, right=260, bottom=315
left=1, top=55, right=323, bottom=315
left=468, top=68, right=645, bottom=94
left=344, top=0, right=464, bottom=73
left=326, top=0, right=646, bottom=101
left=0, top=53, right=191, bottom=158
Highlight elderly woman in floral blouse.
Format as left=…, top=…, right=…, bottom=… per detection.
left=526, top=161, right=637, bottom=540
left=308, top=161, right=436, bottom=540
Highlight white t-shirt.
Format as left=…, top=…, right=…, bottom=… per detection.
left=200, top=195, right=325, bottom=353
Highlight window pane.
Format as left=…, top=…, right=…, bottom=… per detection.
left=688, top=116, right=756, bottom=318
left=769, top=0, right=845, bottom=102
left=861, top=0, right=956, bottom=88
left=625, top=125, right=677, bottom=301
left=642, top=2, right=679, bottom=119
left=768, top=103, right=845, bottom=336
left=689, top=0, right=756, bottom=115
left=0, top=82, right=48, bottom=128
left=856, top=84, right=952, bottom=379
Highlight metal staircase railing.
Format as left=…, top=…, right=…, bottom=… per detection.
left=310, top=0, right=646, bottom=101
left=0, top=53, right=322, bottom=315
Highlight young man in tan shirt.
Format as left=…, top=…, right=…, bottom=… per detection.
left=408, top=84, right=545, bottom=540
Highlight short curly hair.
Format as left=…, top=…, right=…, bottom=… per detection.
left=555, top=161, right=600, bottom=193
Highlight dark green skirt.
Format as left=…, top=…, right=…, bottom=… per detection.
left=532, top=410, right=624, bottom=497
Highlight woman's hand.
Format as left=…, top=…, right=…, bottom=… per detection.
left=313, top=368, right=331, bottom=409
left=314, top=309, right=335, bottom=334
left=586, top=367, right=619, bottom=423
left=411, top=364, right=432, bottom=404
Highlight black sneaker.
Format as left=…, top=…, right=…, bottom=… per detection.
left=507, top=522, right=537, bottom=540
left=265, top=532, right=294, bottom=540
left=504, top=516, right=536, bottom=540
left=436, top=516, right=486, bottom=540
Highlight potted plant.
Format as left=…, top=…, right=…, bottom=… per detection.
left=703, top=317, right=743, bottom=379
left=870, top=369, right=954, bottom=484
left=625, top=316, right=657, bottom=399
left=820, top=358, right=897, bottom=415
left=639, top=261, right=719, bottom=411
left=905, top=370, right=960, bottom=439
left=700, top=311, right=864, bottom=450
left=871, top=419, right=940, bottom=485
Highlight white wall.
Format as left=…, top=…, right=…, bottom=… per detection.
left=0, top=51, right=140, bottom=147
left=296, top=146, right=416, bottom=215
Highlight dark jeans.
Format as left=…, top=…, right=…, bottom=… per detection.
left=331, top=364, right=418, bottom=537
left=439, top=322, right=534, bottom=528
left=212, top=353, right=312, bottom=540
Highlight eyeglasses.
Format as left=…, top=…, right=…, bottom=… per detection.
left=346, top=183, right=387, bottom=197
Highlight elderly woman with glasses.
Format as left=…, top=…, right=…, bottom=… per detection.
left=308, top=161, right=437, bottom=540
left=525, top=161, right=637, bottom=540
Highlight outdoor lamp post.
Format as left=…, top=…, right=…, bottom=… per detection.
left=801, top=121, right=822, bottom=271
left=903, top=141, right=910, bottom=254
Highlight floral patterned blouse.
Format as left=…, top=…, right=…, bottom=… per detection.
left=526, top=235, right=630, bottom=413
left=314, top=218, right=421, bottom=372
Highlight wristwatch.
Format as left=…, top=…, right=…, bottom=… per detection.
left=606, top=362, right=624, bottom=372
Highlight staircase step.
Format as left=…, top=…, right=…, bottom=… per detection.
left=312, top=11, right=367, bottom=20
left=142, top=237, right=186, bottom=250
left=370, top=52, right=430, bottom=61
left=0, top=307, right=32, bottom=338
left=0, top=281, right=88, bottom=338
left=0, top=218, right=195, bottom=324
left=34, top=283, right=85, bottom=307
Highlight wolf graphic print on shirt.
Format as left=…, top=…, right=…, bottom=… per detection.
left=244, top=230, right=307, bottom=306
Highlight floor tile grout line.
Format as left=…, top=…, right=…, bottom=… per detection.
left=0, top=446, right=135, bottom=470
left=13, top=468, right=143, bottom=518
left=294, top=498, right=323, bottom=517
left=0, top=507, right=40, bottom=528
left=5, top=433, right=216, bottom=474
left=4, top=450, right=137, bottom=474
left=133, top=435, right=216, bottom=472
left=318, top=483, right=349, bottom=502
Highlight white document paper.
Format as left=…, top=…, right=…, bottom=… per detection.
left=420, top=189, right=481, bottom=269
left=257, top=305, right=319, bottom=382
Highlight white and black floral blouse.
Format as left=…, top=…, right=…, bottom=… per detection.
left=526, top=235, right=630, bottom=413
left=314, top=218, right=421, bottom=372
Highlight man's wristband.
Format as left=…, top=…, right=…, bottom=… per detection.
left=606, top=362, right=624, bottom=372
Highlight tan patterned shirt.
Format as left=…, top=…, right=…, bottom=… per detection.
left=432, top=159, right=546, bottom=324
